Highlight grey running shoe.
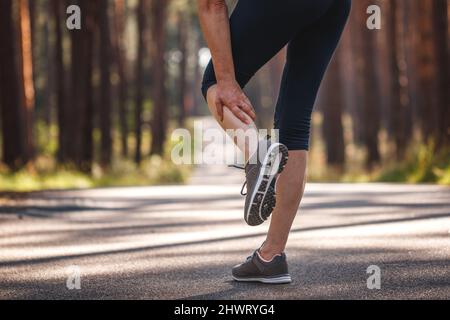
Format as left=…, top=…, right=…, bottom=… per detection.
left=232, top=250, right=292, bottom=284
left=242, top=138, right=289, bottom=226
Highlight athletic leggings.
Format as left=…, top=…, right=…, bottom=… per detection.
left=201, top=0, right=351, bottom=150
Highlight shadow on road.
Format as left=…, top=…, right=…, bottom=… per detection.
left=2, top=246, right=449, bottom=300
left=1, top=183, right=449, bottom=299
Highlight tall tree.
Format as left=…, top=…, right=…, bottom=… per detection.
left=416, top=0, right=438, bottom=143
left=18, top=0, right=35, bottom=161
left=42, top=0, right=54, bottom=127
left=190, top=29, right=203, bottom=117
left=401, top=0, right=420, bottom=140
left=359, top=0, right=382, bottom=168
left=432, top=0, right=450, bottom=148
left=113, top=0, right=129, bottom=157
left=52, top=0, right=67, bottom=162
left=0, top=0, right=28, bottom=169
left=134, top=0, right=148, bottom=164
left=321, top=48, right=346, bottom=169
left=150, top=0, right=170, bottom=155
left=68, top=0, right=99, bottom=172
left=177, top=11, right=188, bottom=126
left=99, top=0, right=113, bottom=168
left=347, top=5, right=366, bottom=147
left=387, top=0, right=412, bottom=159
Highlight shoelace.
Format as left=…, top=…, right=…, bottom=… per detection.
left=228, top=164, right=248, bottom=196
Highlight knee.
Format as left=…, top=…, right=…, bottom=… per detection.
left=277, top=120, right=312, bottom=151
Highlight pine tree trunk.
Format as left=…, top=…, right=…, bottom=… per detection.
left=134, top=0, right=148, bottom=164
left=113, top=0, right=129, bottom=157
left=52, top=0, right=67, bottom=163
left=99, top=0, right=113, bottom=168
left=360, top=0, right=382, bottom=168
left=348, top=1, right=366, bottom=146
left=0, top=0, right=28, bottom=169
left=18, top=0, right=35, bottom=161
left=388, top=0, right=412, bottom=159
left=150, top=0, right=170, bottom=156
left=416, top=0, right=438, bottom=143
left=321, top=48, right=346, bottom=169
left=191, top=31, right=203, bottom=116
left=69, top=0, right=99, bottom=172
left=42, top=0, right=53, bottom=127
left=432, top=0, right=450, bottom=148
left=177, top=12, right=188, bottom=126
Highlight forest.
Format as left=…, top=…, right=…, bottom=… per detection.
left=0, top=0, right=449, bottom=191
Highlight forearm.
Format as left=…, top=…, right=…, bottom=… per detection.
left=197, top=0, right=235, bottom=82
left=197, top=0, right=256, bottom=124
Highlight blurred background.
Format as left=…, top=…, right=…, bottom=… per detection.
left=0, top=0, right=448, bottom=192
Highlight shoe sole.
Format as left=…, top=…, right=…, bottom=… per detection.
left=245, top=143, right=289, bottom=226
left=232, top=275, right=292, bottom=284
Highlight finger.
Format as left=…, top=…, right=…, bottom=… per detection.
left=239, top=101, right=256, bottom=121
left=242, top=97, right=256, bottom=119
left=231, top=105, right=250, bottom=125
left=215, top=99, right=224, bottom=122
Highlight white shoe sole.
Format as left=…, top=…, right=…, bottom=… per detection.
left=245, top=143, right=288, bottom=225
left=232, top=275, right=292, bottom=284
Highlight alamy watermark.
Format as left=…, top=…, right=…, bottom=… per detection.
left=66, top=5, right=81, bottom=30
left=66, top=265, right=81, bottom=290
left=367, top=5, right=382, bottom=30
left=65, top=4, right=381, bottom=31
left=171, top=120, right=280, bottom=167
left=366, top=265, right=381, bottom=290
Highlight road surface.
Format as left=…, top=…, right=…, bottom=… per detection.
left=1, top=117, right=449, bottom=299
left=1, top=164, right=449, bottom=299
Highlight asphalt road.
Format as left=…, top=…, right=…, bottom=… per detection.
left=0, top=163, right=449, bottom=300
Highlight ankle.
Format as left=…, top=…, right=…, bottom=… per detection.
left=259, top=243, right=284, bottom=262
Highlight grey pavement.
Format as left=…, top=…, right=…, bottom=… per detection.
left=0, top=163, right=449, bottom=299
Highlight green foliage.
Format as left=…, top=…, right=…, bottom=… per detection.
left=0, top=164, right=93, bottom=192
left=35, top=121, right=58, bottom=156
left=0, top=118, right=193, bottom=192
left=376, top=143, right=450, bottom=185
left=92, top=156, right=189, bottom=187
left=0, top=155, right=189, bottom=192
left=307, top=137, right=450, bottom=185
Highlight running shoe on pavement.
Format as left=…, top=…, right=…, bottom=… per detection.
left=232, top=250, right=292, bottom=284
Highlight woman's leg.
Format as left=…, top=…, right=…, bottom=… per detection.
left=201, top=0, right=350, bottom=256
left=260, top=0, right=351, bottom=260
left=206, top=85, right=257, bottom=162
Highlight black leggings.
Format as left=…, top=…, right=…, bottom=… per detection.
left=202, top=0, right=351, bottom=150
